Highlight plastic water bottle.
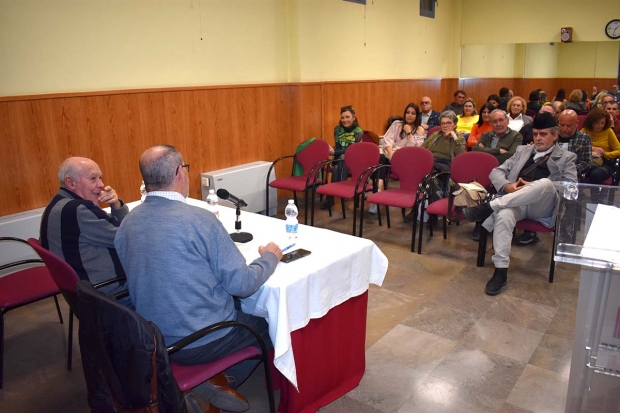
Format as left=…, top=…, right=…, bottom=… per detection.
left=284, top=199, right=298, bottom=239
left=206, top=189, right=220, bottom=219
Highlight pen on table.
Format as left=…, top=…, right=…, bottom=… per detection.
left=282, top=244, right=296, bottom=253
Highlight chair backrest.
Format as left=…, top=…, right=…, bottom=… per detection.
left=344, top=142, right=380, bottom=185
left=77, top=280, right=186, bottom=413
left=449, top=152, right=499, bottom=189
left=361, top=130, right=378, bottom=144
left=28, top=238, right=80, bottom=293
left=525, top=110, right=537, bottom=117
left=577, top=115, right=586, bottom=130
left=428, top=125, right=441, bottom=136
left=390, top=147, right=435, bottom=192
left=295, top=139, right=330, bottom=178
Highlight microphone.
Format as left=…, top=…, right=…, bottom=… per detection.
left=216, top=188, right=248, bottom=208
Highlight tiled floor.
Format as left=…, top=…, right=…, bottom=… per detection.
left=0, top=200, right=580, bottom=412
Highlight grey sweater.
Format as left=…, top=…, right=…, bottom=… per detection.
left=114, top=196, right=279, bottom=347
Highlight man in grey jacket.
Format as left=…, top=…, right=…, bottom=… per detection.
left=462, top=113, right=577, bottom=295
left=115, top=144, right=282, bottom=412
left=40, top=157, right=129, bottom=301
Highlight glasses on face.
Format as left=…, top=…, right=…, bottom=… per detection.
left=176, top=164, right=190, bottom=175
left=491, top=119, right=506, bottom=124
left=440, top=121, right=454, bottom=127
left=421, top=101, right=431, bottom=105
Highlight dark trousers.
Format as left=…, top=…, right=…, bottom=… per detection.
left=587, top=161, right=614, bottom=184
left=170, top=310, right=273, bottom=389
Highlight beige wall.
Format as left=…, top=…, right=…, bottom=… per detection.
left=461, top=0, right=620, bottom=44
left=461, top=44, right=517, bottom=78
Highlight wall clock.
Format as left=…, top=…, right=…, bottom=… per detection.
left=605, top=19, right=620, bottom=39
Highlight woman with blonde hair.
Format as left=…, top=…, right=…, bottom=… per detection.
left=506, top=96, right=532, bottom=132
left=565, top=89, right=587, bottom=112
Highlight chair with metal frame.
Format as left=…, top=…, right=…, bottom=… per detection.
left=27, top=238, right=128, bottom=372
left=0, top=236, right=63, bottom=389
left=266, top=138, right=330, bottom=224
left=76, top=280, right=276, bottom=413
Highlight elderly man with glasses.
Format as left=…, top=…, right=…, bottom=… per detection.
left=419, top=96, right=440, bottom=130
left=115, top=144, right=282, bottom=412
left=40, top=156, right=131, bottom=304
left=472, top=109, right=523, bottom=165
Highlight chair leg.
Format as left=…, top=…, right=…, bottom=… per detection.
left=418, top=201, right=427, bottom=255
left=265, top=184, right=270, bottom=217
left=311, top=189, right=316, bottom=226
left=293, top=192, right=298, bottom=207
left=359, top=196, right=365, bottom=238
left=442, top=216, right=447, bottom=239
left=411, top=203, right=419, bottom=253
left=304, top=188, right=309, bottom=225
left=549, top=229, right=557, bottom=283
left=385, top=206, right=390, bottom=228
left=352, top=195, right=358, bottom=236
left=341, top=198, right=346, bottom=219
left=67, top=310, right=73, bottom=371
left=477, top=227, right=487, bottom=267
left=53, top=295, right=64, bottom=324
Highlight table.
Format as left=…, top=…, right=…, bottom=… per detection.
left=130, top=198, right=388, bottom=412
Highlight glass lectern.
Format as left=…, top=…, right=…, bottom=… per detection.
left=555, top=182, right=620, bottom=413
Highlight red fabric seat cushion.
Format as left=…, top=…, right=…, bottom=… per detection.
left=425, top=198, right=465, bottom=220
left=366, top=189, right=423, bottom=209
left=515, top=220, right=554, bottom=232
left=0, top=266, right=60, bottom=309
left=171, top=346, right=261, bottom=392
left=316, top=181, right=373, bottom=199
left=270, top=176, right=321, bottom=192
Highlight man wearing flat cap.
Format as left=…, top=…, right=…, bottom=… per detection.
left=462, top=113, right=577, bottom=295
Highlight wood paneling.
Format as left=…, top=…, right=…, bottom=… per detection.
left=1, top=77, right=613, bottom=216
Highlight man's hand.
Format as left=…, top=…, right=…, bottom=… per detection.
left=499, top=148, right=507, bottom=154
left=478, top=142, right=485, bottom=148
left=98, top=186, right=121, bottom=209
left=504, top=178, right=529, bottom=193
left=259, top=242, right=283, bottom=261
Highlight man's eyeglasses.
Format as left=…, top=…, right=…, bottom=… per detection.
left=176, top=164, right=190, bottom=175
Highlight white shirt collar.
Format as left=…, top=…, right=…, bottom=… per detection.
left=533, top=146, right=555, bottom=161
left=146, top=191, right=187, bottom=203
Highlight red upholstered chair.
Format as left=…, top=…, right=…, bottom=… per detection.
left=427, top=125, right=441, bottom=136
left=361, top=130, right=379, bottom=144
left=27, top=238, right=127, bottom=371
left=311, top=142, right=380, bottom=235
left=0, top=237, right=63, bottom=389
left=266, top=139, right=331, bottom=224
left=419, top=152, right=499, bottom=254
left=359, top=147, right=434, bottom=251
left=525, top=109, right=537, bottom=117
left=76, top=280, right=276, bottom=413
left=476, top=219, right=556, bottom=283
left=577, top=115, right=586, bottom=130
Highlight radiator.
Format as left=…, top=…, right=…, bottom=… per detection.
left=200, top=161, right=277, bottom=216
left=0, top=207, right=45, bottom=274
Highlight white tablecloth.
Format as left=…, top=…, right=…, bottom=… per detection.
left=129, top=198, right=388, bottom=390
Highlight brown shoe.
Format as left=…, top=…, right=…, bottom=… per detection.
left=185, top=392, right=221, bottom=413
left=193, top=373, right=249, bottom=412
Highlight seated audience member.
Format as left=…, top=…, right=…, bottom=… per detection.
left=40, top=157, right=130, bottom=304
left=456, top=98, right=479, bottom=138
left=322, top=105, right=363, bottom=209
left=592, top=91, right=609, bottom=109
left=519, top=104, right=557, bottom=145
left=402, top=110, right=465, bottom=223
left=519, top=109, right=593, bottom=244
left=468, top=103, right=494, bottom=148
left=472, top=109, right=523, bottom=165
left=506, top=96, right=533, bottom=132
left=553, top=88, right=566, bottom=103
left=442, top=90, right=467, bottom=116
left=498, top=87, right=510, bottom=111
left=565, top=89, right=587, bottom=112
left=373, top=103, right=426, bottom=213
left=538, top=90, right=549, bottom=106
left=487, top=94, right=500, bottom=109
left=601, top=93, right=616, bottom=109
left=527, top=90, right=542, bottom=113
left=581, top=89, right=590, bottom=110
left=604, top=100, right=620, bottom=139
left=552, top=100, right=566, bottom=117
left=419, top=96, right=440, bottom=130
left=462, top=113, right=577, bottom=295
left=591, top=86, right=598, bottom=100
left=114, top=145, right=282, bottom=412
left=581, top=108, right=620, bottom=185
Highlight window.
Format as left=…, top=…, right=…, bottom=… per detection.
left=420, top=0, right=435, bottom=18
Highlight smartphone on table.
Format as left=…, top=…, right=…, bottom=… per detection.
left=281, top=249, right=311, bottom=263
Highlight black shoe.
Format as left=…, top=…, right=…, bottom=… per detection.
left=471, top=222, right=481, bottom=241
left=485, top=268, right=508, bottom=296
left=403, top=209, right=415, bottom=223
left=517, top=230, right=538, bottom=245
left=462, top=203, right=494, bottom=223
left=320, top=197, right=334, bottom=210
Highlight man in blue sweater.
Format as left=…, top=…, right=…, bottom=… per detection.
left=115, top=145, right=282, bottom=412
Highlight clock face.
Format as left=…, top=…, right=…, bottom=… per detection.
left=606, top=19, right=620, bottom=39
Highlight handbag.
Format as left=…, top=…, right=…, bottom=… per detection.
left=452, top=180, right=488, bottom=208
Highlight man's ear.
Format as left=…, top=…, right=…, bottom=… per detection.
left=64, top=175, right=76, bottom=190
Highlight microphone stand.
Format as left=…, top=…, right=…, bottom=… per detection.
left=229, top=203, right=253, bottom=243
